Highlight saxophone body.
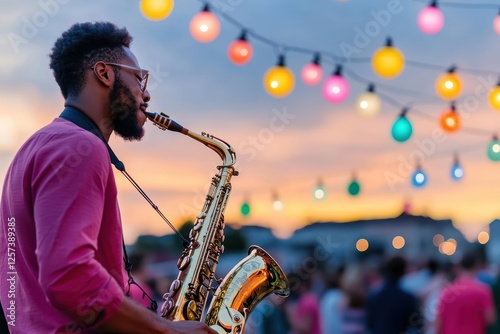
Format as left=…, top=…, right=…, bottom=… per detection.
left=144, top=111, right=290, bottom=333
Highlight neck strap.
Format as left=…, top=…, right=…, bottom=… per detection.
left=59, top=106, right=157, bottom=313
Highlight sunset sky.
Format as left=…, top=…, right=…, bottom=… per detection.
left=2, top=0, right=500, bottom=243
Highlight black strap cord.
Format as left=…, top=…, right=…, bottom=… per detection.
left=59, top=106, right=188, bottom=312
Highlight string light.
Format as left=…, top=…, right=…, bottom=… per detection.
left=450, top=154, right=464, bottom=181
left=372, top=37, right=405, bottom=79
left=263, top=55, right=295, bottom=98
left=494, top=9, right=500, bottom=34
left=418, top=0, right=445, bottom=34
left=301, top=53, right=323, bottom=86
left=189, top=4, right=220, bottom=43
left=436, top=66, right=461, bottom=100
left=488, top=79, right=500, bottom=111
left=322, top=65, right=349, bottom=103
left=439, top=102, right=460, bottom=133
left=356, top=83, right=381, bottom=117
left=487, top=135, right=500, bottom=161
left=240, top=200, right=251, bottom=216
left=139, top=0, right=174, bottom=21
left=228, top=30, right=253, bottom=65
left=272, top=191, right=283, bottom=211
left=411, top=163, right=427, bottom=188
left=391, top=108, right=413, bottom=143
left=313, top=179, right=327, bottom=200
left=347, top=174, right=361, bottom=196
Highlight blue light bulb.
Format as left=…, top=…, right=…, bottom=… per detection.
left=391, top=115, right=413, bottom=143
left=411, top=168, right=427, bottom=188
left=450, top=162, right=464, bottom=181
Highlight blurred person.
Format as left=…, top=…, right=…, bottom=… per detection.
left=366, top=255, right=422, bottom=334
left=250, top=293, right=290, bottom=334
left=320, top=267, right=345, bottom=334
left=0, top=22, right=216, bottom=334
left=287, top=273, right=322, bottom=334
left=488, top=269, right=500, bottom=334
left=419, top=261, right=453, bottom=334
left=436, top=251, right=496, bottom=334
left=339, top=265, right=368, bottom=334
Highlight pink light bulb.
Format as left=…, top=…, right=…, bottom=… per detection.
left=301, top=63, right=323, bottom=86
left=494, top=15, right=500, bottom=35
left=322, top=74, right=349, bottom=103
left=418, top=5, right=444, bottom=34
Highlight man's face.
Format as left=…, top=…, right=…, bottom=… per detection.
left=107, top=48, right=150, bottom=141
left=108, top=73, right=144, bottom=140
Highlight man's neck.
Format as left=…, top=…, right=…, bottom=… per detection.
left=64, top=98, right=112, bottom=142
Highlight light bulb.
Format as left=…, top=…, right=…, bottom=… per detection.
left=322, top=65, right=349, bottom=103
left=391, top=110, right=413, bottom=142
left=240, top=201, right=251, bottom=216
left=487, top=136, right=500, bottom=162
left=372, top=38, right=405, bottom=79
left=263, top=55, right=295, bottom=98
left=348, top=178, right=361, bottom=196
left=488, top=83, right=500, bottom=111
left=494, top=14, right=500, bottom=35
left=228, top=31, right=253, bottom=65
left=301, top=53, right=323, bottom=86
left=436, top=68, right=461, bottom=100
left=313, top=181, right=327, bottom=200
left=272, top=191, right=283, bottom=211
left=190, top=6, right=220, bottom=43
left=440, top=104, right=460, bottom=133
left=140, top=0, right=174, bottom=21
left=418, top=2, right=444, bottom=34
left=356, top=83, right=381, bottom=117
left=412, top=168, right=427, bottom=188
left=451, top=163, right=463, bottom=181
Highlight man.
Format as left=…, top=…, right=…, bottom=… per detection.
left=366, top=255, right=422, bottom=334
left=0, top=22, right=217, bottom=334
left=436, top=251, right=496, bottom=334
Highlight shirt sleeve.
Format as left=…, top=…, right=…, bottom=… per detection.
left=31, top=131, right=123, bottom=329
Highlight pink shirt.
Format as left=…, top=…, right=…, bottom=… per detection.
left=0, top=118, right=126, bottom=333
left=437, top=276, right=495, bottom=334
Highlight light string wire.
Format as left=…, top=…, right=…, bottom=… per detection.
left=183, top=0, right=500, bottom=198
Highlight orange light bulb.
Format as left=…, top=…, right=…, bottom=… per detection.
left=190, top=7, right=220, bottom=43
left=436, top=69, right=461, bottom=100
left=263, top=55, right=294, bottom=98
left=228, top=33, right=253, bottom=65
left=440, top=106, right=460, bottom=132
left=488, top=84, right=500, bottom=111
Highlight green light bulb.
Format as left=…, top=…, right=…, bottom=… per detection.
left=487, top=137, right=500, bottom=161
left=240, top=202, right=251, bottom=216
left=391, top=115, right=413, bottom=143
left=348, top=180, right=361, bottom=196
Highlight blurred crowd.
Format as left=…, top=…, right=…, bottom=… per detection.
left=127, top=250, right=500, bottom=334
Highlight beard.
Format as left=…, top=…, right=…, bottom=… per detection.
left=108, top=75, right=144, bottom=141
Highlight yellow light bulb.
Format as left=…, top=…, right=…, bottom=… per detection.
left=372, top=44, right=404, bottom=79
left=140, top=0, right=174, bottom=21
left=263, top=65, right=295, bottom=98
left=436, top=71, right=461, bottom=100
left=488, top=85, right=500, bottom=111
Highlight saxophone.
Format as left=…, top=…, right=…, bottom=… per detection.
left=143, top=111, right=290, bottom=333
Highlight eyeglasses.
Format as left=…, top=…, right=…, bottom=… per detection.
left=93, top=62, right=150, bottom=92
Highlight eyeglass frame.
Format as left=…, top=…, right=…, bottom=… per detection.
left=91, top=62, right=150, bottom=92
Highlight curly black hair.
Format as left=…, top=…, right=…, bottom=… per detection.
left=49, top=22, right=132, bottom=99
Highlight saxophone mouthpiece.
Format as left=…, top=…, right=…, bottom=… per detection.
left=143, top=111, right=188, bottom=134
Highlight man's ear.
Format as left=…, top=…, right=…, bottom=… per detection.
left=92, top=62, right=114, bottom=88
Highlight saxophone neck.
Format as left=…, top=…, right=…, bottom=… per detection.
left=144, top=111, right=237, bottom=169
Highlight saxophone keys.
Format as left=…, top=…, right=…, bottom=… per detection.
left=161, top=296, right=175, bottom=317
left=183, top=300, right=199, bottom=321
left=169, top=279, right=181, bottom=295
left=177, top=255, right=191, bottom=270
